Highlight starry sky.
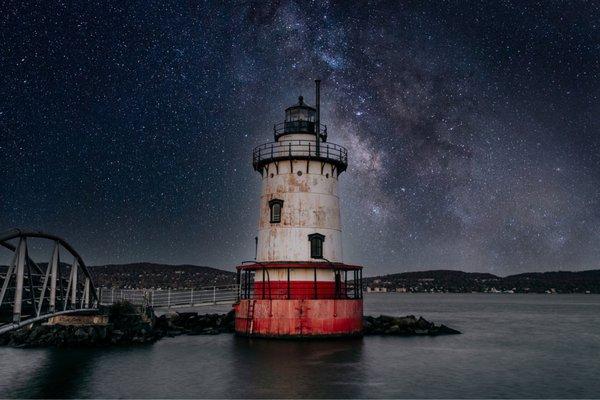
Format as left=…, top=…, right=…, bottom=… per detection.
left=1, top=1, right=599, bottom=276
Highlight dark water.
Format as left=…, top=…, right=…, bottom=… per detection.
left=1, top=294, right=599, bottom=398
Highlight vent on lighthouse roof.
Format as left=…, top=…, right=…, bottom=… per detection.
left=285, top=95, right=316, bottom=112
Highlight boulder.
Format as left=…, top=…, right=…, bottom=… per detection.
left=437, top=324, right=461, bottom=335
left=362, top=315, right=461, bottom=336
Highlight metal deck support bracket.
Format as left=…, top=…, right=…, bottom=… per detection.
left=12, top=238, right=27, bottom=323
left=70, top=260, right=78, bottom=309
left=313, top=268, right=317, bottom=299
left=49, top=242, right=59, bottom=313
left=0, top=247, right=18, bottom=308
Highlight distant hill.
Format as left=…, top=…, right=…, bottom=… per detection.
left=365, top=270, right=501, bottom=293
left=500, top=270, right=600, bottom=294
left=89, top=263, right=236, bottom=289
left=365, top=269, right=600, bottom=294
left=3, top=261, right=600, bottom=293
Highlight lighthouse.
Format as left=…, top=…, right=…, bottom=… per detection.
left=234, top=80, right=364, bottom=337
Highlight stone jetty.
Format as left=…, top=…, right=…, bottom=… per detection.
left=362, top=314, right=461, bottom=336
left=0, top=302, right=460, bottom=347
left=0, top=302, right=158, bottom=347
left=154, top=311, right=235, bottom=336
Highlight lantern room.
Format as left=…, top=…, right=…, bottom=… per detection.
left=274, top=96, right=328, bottom=142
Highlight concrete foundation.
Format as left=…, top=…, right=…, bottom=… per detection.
left=234, top=299, right=363, bottom=337
left=46, top=314, right=109, bottom=326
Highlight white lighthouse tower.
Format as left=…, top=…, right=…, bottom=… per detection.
left=256, top=88, right=344, bottom=263
left=235, top=80, right=363, bottom=337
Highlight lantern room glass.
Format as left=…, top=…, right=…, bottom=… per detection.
left=285, top=107, right=315, bottom=123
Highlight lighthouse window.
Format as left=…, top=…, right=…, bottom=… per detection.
left=308, top=233, right=325, bottom=259
left=269, top=199, right=284, bottom=223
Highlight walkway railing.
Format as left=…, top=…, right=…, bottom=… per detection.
left=97, top=285, right=238, bottom=309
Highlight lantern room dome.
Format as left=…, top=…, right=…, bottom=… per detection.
left=285, top=96, right=316, bottom=117
left=274, top=95, right=327, bottom=141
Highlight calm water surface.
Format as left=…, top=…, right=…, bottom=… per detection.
left=1, top=294, right=599, bottom=398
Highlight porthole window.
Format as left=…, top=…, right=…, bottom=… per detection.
left=269, top=199, right=284, bottom=223
left=297, top=171, right=302, bottom=176
left=308, top=233, right=325, bottom=259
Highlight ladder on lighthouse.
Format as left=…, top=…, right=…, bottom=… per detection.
left=246, top=299, right=256, bottom=335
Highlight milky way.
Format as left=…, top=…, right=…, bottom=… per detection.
left=1, top=1, right=598, bottom=275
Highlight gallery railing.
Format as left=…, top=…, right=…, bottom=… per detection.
left=252, top=140, right=348, bottom=172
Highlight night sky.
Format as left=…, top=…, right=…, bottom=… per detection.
left=1, top=1, right=598, bottom=275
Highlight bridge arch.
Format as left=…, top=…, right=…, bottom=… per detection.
left=0, top=228, right=98, bottom=334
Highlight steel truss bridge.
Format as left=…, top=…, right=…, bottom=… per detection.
left=0, top=229, right=99, bottom=335
left=0, top=229, right=238, bottom=335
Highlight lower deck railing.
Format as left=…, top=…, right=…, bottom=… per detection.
left=238, top=267, right=363, bottom=300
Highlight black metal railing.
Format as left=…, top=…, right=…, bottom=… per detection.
left=252, top=140, right=348, bottom=172
left=238, top=267, right=363, bottom=301
left=274, top=121, right=327, bottom=141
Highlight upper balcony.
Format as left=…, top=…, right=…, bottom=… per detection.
left=253, top=140, right=348, bottom=174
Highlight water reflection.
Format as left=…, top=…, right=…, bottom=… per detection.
left=229, top=337, right=365, bottom=398
left=8, top=348, right=97, bottom=398
left=2, top=295, right=600, bottom=398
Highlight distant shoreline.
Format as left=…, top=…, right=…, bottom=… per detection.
left=4, top=262, right=594, bottom=294
left=363, top=291, right=599, bottom=295
left=363, top=269, right=600, bottom=294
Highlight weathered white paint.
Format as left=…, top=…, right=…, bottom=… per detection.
left=256, top=133, right=344, bottom=263
left=278, top=133, right=318, bottom=142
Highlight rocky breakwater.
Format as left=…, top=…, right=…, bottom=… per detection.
left=363, top=315, right=461, bottom=336
left=0, top=302, right=158, bottom=347
left=0, top=306, right=237, bottom=348
left=154, top=311, right=235, bottom=336
left=0, top=303, right=459, bottom=347
left=155, top=312, right=460, bottom=337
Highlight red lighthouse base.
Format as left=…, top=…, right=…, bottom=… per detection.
left=234, top=262, right=364, bottom=338
left=234, top=299, right=363, bottom=338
